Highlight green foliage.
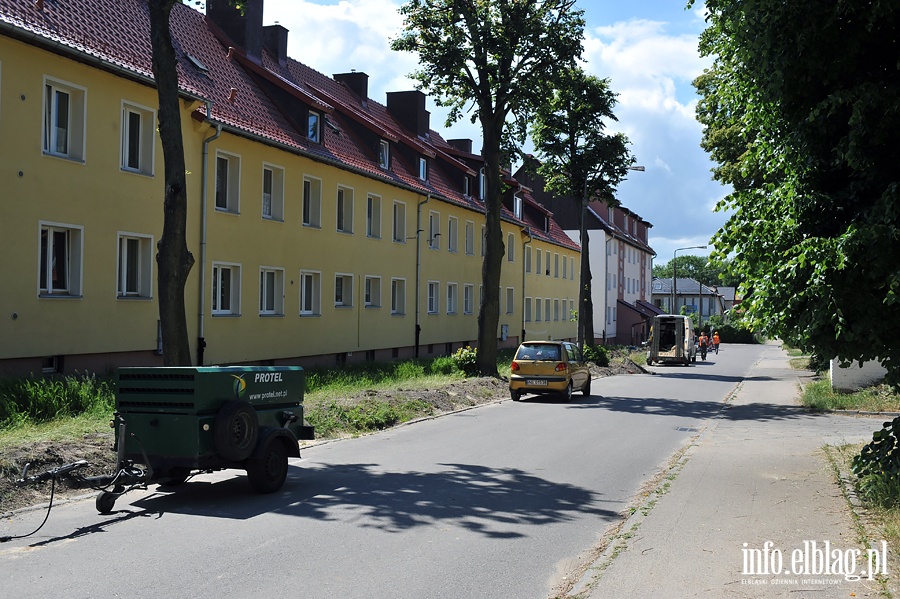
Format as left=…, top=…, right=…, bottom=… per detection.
left=652, top=255, right=740, bottom=288
left=583, top=344, right=609, bottom=367
left=306, top=398, right=434, bottom=438
left=712, top=323, right=758, bottom=345
left=693, top=0, right=900, bottom=387
left=0, top=374, right=115, bottom=430
left=451, top=346, right=479, bottom=376
left=853, top=418, right=900, bottom=507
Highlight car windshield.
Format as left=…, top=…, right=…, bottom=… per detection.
left=516, top=344, right=561, bottom=361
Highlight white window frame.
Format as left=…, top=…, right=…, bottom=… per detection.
left=259, top=267, right=285, bottom=316
left=378, top=139, right=390, bottom=169
left=38, top=221, right=83, bottom=297
left=336, top=186, right=354, bottom=233
left=418, top=157, right=428, bottom=180
left=507, top=232, right=515, bottom=262
left=562, top=254, right=568, bottom=279
left=367, top=194, right=382, bottom=238
left=464, top=284, right=474, bottom=315
left=506, top=287, right=515, bottom=314
left=524, top=297, right=532, bottom=322
left=42, top=76, right=86, bottom=161
left=262, top=164, right=285, bottom=221
left=334, top=273, right=354, bottom=308
left=120, top=101, right=155, bottom=175
left=299, top=270, right=321, bottom=316
left=554, top=298, right=560, bottom=321
left=391, top=278, right=406, bottom=315
left=545, top=251, right=551, bottom=276
left=116, top=232, right=153, bottom=299
left=447, top=216, right=458, bottom=253
left=365, top=275, right=382, bottom=308
left=554, top=253, right=560, bottom=278
left=215, top=151, right=241, bottom=213
left=545, top=298, right=551, bottom=322
left=427, top=281, right=439, bottom=314
left=446, top=282, right=458, bottom=314
left=308, top=110, right=321, bottom=143
left=212, top=262, right=241, bottom=316
left=536, top=249, right=542, bottom=276
left=570, top=257, right=575, bottom=280
left=302, top=176, right=322, bottom=228
left=535, top=297, right=542, bottom=322
left=465, top=221, right=474, bottom=255
left=513, top=194, right=523, bottom=219
left=428, top=211, right=440, bottom=250
left=393, top=201, right=407, bottom=243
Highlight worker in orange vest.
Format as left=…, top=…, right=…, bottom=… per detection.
left=712, top=331, right=721, bottom=354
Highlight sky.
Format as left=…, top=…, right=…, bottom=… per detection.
left=262, top=0, right=724, bottom=265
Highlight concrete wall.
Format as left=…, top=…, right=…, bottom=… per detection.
left=830, top=358, right=887, bottom=391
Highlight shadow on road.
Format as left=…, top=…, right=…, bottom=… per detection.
left=104, top=462, right=626, bottom=533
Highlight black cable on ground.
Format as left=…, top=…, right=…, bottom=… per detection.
left=0, top=476, right=57, bottom=543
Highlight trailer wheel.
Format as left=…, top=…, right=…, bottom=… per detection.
left=96, top=490, right=117, bottom=514
left=247, top=437, right=288, bottom=494
left=215, top=401, right=259, bottom=462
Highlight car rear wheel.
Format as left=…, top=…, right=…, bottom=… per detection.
left=562, top=382, right=573, bottom=403
left=582, top=377, right=591, bottom=396
left=510, top=389, right=521, bottom=402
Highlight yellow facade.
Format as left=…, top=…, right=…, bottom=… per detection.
left=0, top=23, right=579, bottom=375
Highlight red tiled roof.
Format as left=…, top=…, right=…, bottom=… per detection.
left=0, top=0, right=578, bottom=252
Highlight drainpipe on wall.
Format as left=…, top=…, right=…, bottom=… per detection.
left=521, top=226, right=533, bottom=344
left=198, top=104, right=223, bottom=366
left=414, top=194, right=431, bottom=358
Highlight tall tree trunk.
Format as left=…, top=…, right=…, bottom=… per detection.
left=475, top=120, right=504, bottom=376
left=149, top=0, right=194, bottom=366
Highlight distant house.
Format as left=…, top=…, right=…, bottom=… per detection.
left=650, top=278, right=724, bottom=327
left=513, top=162, right=656, bottom=345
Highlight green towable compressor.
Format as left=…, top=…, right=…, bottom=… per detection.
left=16, top=366, right=315, bottom=515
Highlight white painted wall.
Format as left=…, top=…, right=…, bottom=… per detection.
left=830, top=358, right=888, bottom=391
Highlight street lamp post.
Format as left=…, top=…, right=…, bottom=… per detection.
left=672, top=245, right=707, bottom=315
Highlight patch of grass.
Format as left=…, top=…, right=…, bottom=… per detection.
left=305, top=397, right=434, bottom=438
left=801, top=379, right=900, bottom=412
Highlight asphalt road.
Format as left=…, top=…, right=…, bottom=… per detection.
left=2, top=344, right=766, bottom=599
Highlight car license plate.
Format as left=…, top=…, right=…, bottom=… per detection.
left=527, top=379, right=548, bottom=386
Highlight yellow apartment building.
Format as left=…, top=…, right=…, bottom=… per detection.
left=0, top=0, right=579, bottom=376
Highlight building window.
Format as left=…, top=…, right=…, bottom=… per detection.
left=429, top=211, right=440, bottom=249
left=545, top=298, right=551, bottom=322
left=464, top=284, right=474, bottom=315
left=378, top=140, right=390, bottom=169
left=535, top=298, right=542, bottom=322
left=215, top=152, right=240, bottom=213
left=514, top=194, right=523, bottom=219
left=506, top=287, right=515, bottom=314
left=303, top=176, right=322, bottom=227
left=554, top=253, right=560, bottom=278
left=554, top=299, right=560, bottom=321
left=562, top=255, right=568, bottom=279
left=545, top=251, right=551, bottom=276
left=525, top=246, right=532, bottom=273
left=465, top=221, right=474, bottom=255
left=427, top=281, right=439, bottom=314
left=365, top=276, right=381, bottom=307
left=418, top=157, right=427, bottom=180
left=117, top=233, right=153, bottom=298
left=308, top=110, right=320, bottom=143
left=334, top=273, right=353, bottom=307
left=212, top=263, right=241, bottom=315
left=262, top=165, right=285, bottom=221
left=393, top=201, right=406, bottom=243
left=507, top=233, right=515, bottom=262
left=43, top=77, right=86, bottom=161
left=447, top=283, right=458, bottom=314
left=536, top=249, right=542, bottom=276
left=481, top=225, right=486, bottom=257
left=300, top=270, right=321, bottom=316
left=391, top=278, right=406, bottom=315
left=39, top=222, right=83, bottom=297
left=524, top=297, right=532, bottom=322
left=367, top=195, right=382, bottom=238
left=570, top=257, right=575, bottom=280
left=479, top=167, right=486, bottom=199
left=121, top=102, right=154, bottom=175
left=259, top=267, right=284, bottom=316
left=336, top=186, right=353, bottom=233
left=447, top=217, right=458, bottom=252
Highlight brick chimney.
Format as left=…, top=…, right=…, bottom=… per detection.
left=207, top=0, right=264, bottom=64
left=387, top=90, right=430, bottom=137
left=334, top=72, right=369, bottom=102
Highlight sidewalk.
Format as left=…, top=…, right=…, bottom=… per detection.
left=578, top=343, right=888, bottom=598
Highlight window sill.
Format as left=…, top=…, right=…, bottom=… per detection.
left=212, top=312, right=242, bottom=317
left=215, top=208, right=240, bottom=216
left=299, top=313, right=321, bottom=317
left=302, top=223, right=322, bottom=229
left=39, top=293, right=83, bottom=299
left=117, top=295, right=153, bottom=301
left=42, top=151, right=85, bottom=164
left=120, top=167, right=154, bottom=177
left=262, top=216, right=285, bottom=223
left=259, top=313, right=284, bottom=318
